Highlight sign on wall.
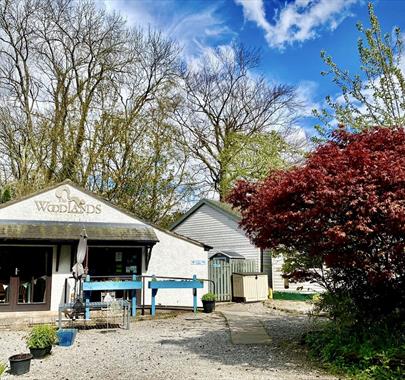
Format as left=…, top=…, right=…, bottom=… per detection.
left=34, top=185, right=102, bottom=215
left=191, top=259, right=207, bottom=265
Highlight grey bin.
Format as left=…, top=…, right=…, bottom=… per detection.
left=232, top=272, right=268, bottom=302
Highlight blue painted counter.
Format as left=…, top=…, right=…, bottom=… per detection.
left=83, top=275, right=142, bottom=318
left=148, top=275, right=203, bottom=316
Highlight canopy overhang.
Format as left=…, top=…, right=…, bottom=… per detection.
left=0, top=220, right=159, bottom=244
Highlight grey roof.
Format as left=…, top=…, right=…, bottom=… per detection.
left=209, top=250, right=245, bottom=259
left=170, top=198, right=241, bottom=230
left=0, top=220, right=158, bottom=243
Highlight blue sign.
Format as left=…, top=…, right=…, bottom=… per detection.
left=191, top=259, right=207, bottom=265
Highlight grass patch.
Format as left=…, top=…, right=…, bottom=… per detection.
left=273, top=291, right=315, bottom=301
left=304, top=322, right=405, bottom=379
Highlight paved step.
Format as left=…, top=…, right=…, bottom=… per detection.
left=222, top=310, right=272, bottom=345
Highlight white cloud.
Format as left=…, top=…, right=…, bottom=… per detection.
left=100, top=0, right=235, bottom=58
left=102, top=0, right=156, bottom=29
left=235, top=0, right=360, bottom=50
left=296, top=80, right=321, bottom=117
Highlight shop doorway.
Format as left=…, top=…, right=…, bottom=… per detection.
left=0, top=246, right=53, bottom=311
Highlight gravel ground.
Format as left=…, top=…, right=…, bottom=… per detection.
left=0, top=304, right=336, bottom=380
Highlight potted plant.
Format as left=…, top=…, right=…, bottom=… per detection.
left=201, top=292, right=217, bottom=313
left=26, top=325, right=57, bottom=359
left=9, top=353, right=33, bottom=375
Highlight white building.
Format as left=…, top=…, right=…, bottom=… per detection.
left=0, top=181, right=209, bottom=315
left=171, top=199, right=323, bottom=294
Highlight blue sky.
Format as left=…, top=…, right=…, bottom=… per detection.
left=101, top=0, right=405, bottom=136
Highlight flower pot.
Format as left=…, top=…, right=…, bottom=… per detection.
left=29, top=346, right=52, bottom=359
left=202, top=300, right=216, bottom=313
left=57, top=328, right=77, bottom=346
left=9, top=353, right=33, bottom=376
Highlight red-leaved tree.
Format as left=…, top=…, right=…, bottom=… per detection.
left=229, top=127, right=405, bottom=322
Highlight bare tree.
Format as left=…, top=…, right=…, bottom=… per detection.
left=175, top=44, right=299, bottom=200
left=0, top=0, right=194, bottom=224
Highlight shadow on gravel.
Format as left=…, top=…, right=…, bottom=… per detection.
left=157, top=313, right=315, bottom=371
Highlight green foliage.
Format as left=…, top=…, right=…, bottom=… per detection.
left=311, top=291, right=361, bottom=327
left=0, top=186, right=12, bottom=204
left=219, top=131, right=293, bottom=199
left=230, top=127, right=405, bottom=325
left=305, top=322, right=405, bottom=379
left=201, top=292, right=217, bottom=302
left=26, top=325, right=57, bottom=349
left=314, top=3, right=405, bottom=137
left=0, top=361, right=6, bottom=377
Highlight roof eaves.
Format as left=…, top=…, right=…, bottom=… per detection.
left=169, top=200, right=206, bottom=230
left=0, top=180, right=210, bottom=249
left=170, top=199, right=241, bottom=231
left=203, top=199, right=241, bottom=222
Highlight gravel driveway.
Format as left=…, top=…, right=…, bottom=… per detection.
left=0, top=303, right=336, bottom=380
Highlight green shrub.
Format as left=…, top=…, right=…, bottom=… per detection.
left=201, top=292, right=216, bottom=302
left=304, top=321, right=405, bottom=379
left=27, top=325, right=57, bottom=349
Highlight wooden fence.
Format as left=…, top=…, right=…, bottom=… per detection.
left=208, top=259, right=257, bottom=301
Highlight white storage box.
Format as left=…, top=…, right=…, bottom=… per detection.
left=232, top=272, right=268, bottom=302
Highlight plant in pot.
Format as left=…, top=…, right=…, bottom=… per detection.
left=26, top=325, right=57, bottom=359
left=201, top=292, right=217, bottom=313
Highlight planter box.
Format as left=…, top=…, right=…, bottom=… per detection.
left=57, top=329, right=77, bottom=347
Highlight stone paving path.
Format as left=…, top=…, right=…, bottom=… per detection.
left=222, top=310, right=272, bottom=344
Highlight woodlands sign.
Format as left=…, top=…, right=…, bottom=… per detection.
left=34, top=186, right=102, bottom=215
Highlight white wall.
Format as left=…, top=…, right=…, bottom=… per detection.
left=50, top=230, right=209, bottom=310
left=173, top=204, right=261, bottom=270
left=0, top=184, right=144, bottom=225
left=50, top=245, right=73, bottom=311
left=272, top=256, right=325, bottom=293
left=144, top=228, right=208, bottom=307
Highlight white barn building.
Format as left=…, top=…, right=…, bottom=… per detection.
left=0, top=181, right=209, bottom=315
